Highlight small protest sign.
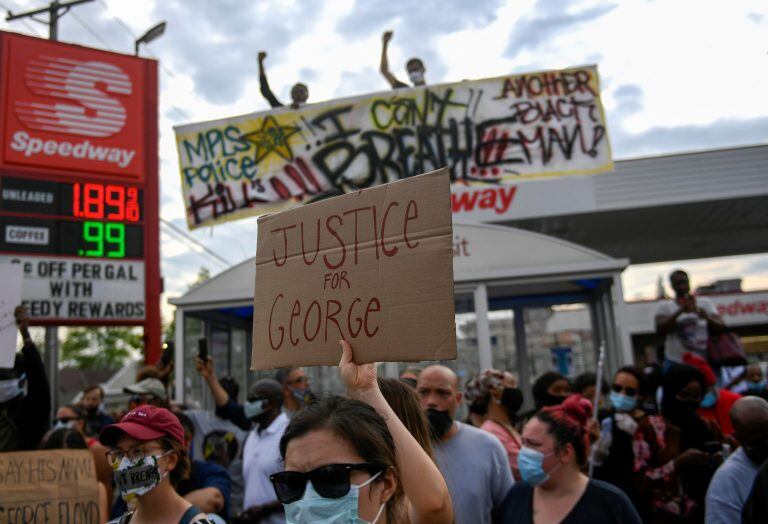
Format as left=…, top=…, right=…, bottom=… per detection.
left=0, top=263, right=23, bottom=368
left=0, top=449, right=100, bottom=524
left=252, top=168, right=457, bottom=369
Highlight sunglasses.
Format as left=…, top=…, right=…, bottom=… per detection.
left=611, top=384, right=638, bottom=397
left=270, top=463, right=383, bottom=504
left=53, top=416, right=80, bottom=424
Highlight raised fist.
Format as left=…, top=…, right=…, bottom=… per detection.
left=382, top=30, right=393, bottom=43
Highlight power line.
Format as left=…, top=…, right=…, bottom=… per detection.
left=160, top=227, right=228, bottom=270
left=69, top=9, right=110, bottom=48
left=160, top=217, right=230, bottom=266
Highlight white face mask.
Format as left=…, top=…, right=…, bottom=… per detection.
left=114, top=450, right=172, bottom=502
left=408, top=70, right=424, bottom=85
left=0, top=374, right=26, bottom=404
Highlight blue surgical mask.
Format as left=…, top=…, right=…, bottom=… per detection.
left=518, top=446, right=559, bottom=486
left=244, top=399, right=269, bottom=420
left=700, top=390, right=717, bottom=409
left=747, top=381, right=766, bottom=393
left=290, top=387, right=313, bottom=406
left=609, top=392, right=637, bottom=413
left=285, top=471, right=384, bottom=524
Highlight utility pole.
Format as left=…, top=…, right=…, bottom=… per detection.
left=5, top=0, right=94, bottom=409
left=5, top=0, right=93, bottom=41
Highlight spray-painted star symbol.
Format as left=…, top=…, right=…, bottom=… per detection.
left=241, top=115, right=300, bottom=164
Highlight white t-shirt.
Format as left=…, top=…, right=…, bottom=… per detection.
left=242, top=412, right=289, bottom=523
left=655, top=296, right=717, bottom=363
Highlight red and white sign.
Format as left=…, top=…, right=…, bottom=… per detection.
left=1, top=33, right=146, bottom=179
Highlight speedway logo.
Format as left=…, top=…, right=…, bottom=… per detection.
left=14, top=56, right=131, bottom=137
left=1, top=32, right=147, bottom=178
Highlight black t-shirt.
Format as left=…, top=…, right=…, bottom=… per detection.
left=497, top=479, right=642, bottom=524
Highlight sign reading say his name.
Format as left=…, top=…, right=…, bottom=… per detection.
left=0, top=449, right=100, bottom=524
left=252, top=168, right=456, bottom=369
left=176, top=65, right=612, bottom=229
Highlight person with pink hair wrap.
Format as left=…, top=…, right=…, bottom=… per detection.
left=497, top=395, right=641, bottom=523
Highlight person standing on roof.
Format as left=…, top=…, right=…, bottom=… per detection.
left=257, top=51, right=308, bottom=109
left=379, top=30, right=427, bottom=89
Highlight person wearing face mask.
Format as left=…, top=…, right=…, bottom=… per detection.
left=682, top=352, right=742, bottom=436
left=633, top=363, right=724, bottom=523
left=518, top=371, right=571, bottom=428
left=379, top=30, right=427, bottom=89
left=498, top=395, right=641, bottom=523
left=0, top=305, right=50, bottom=452
left=269, top=339, right=451, bottom=524
left=110, top=412, right=231, bottom=520
left=54, top=404, right=116, bottom=504
left=466, top=369, right=525, bottom=479
left=78, top=384, right=115, bottom=434
left=705, top=396, right=768, bottom=524
left=100, top=405, right=215, bottom=524
left=416, top=364, right=512, bottom=524
left=257, top=51, right=309, bottom=109
left=742, top=363, right=768, bottom=401
left=274, top=366, right=314, bottom=418
left=592, top=366, right=649, bottom=520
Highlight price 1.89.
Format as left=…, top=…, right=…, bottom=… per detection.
left=78, top=221, right=125, bottom=258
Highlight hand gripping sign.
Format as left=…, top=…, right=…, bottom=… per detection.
left=252, top=168, right=457, bottom=369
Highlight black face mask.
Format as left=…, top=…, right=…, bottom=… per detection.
left=500, top=387, right=524, bottom=417
left=537, top=392, right=567, bottom=409
left=426, top=409, right=453, bottom=440
left=666, top=399, right=699, bottom=424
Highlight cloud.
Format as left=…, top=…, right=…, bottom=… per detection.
left=610, top=116, right=768, bottom=158
left=149, top=0, right=324, bottom=105
left=336, top=0, right=504, bottom=83
left=612, top=83, right=643, bottom=116
left=504, top=1, right=617, bottom=60
left=747, top=12, right=764, bottom=24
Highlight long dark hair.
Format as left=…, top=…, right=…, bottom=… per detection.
left=661, top=364, right=714, bottom=450
left=280, top=396, right=403, bottom=520
left=378, top=377, right=434, bottom=460
left=41, top=428, right=87, bottom=449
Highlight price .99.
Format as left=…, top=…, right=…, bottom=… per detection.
left=81, top=221, right=125, bottom=258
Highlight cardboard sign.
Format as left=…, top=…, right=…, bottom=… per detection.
left=252, top=168, right=456, bottom=369
left=0, top=263, right=23, bottom=368
left=0, top=449, right=100, bottom=524
left=175, top=65, right=612, bottom=229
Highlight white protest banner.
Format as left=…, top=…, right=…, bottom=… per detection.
left=176, top=65, right=612, bottom=229
left=252, top=168, right=456, bottom=369
left=0, top=449, right=100, bottom=523
left=0, top=263, right=22, bottom=367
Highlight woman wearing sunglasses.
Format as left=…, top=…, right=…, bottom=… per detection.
left=100, top=405, right=215, bottom=524
left=592, top=366, right=649, bottom=519
left=270, top=340, right=452, bottom=523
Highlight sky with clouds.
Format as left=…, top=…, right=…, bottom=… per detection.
left=1, top=0, right=766, bottom=319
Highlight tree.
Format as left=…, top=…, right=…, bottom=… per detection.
left=60, top=327, right=143, bottom=370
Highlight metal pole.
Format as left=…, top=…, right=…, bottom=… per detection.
left=473, top=283, right=493, bottom=371
left=514, top=305, right=532, bottom=411
left=45, top=326, right=59, bottom=410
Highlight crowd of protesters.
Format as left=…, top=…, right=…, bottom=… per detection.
left=2, top=268, right=768, bottom=523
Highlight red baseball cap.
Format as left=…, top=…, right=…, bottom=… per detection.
left=99, top=405, right=185, bottom=447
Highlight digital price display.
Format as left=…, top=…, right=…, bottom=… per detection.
left=0, top=176, right=143, bottom=258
